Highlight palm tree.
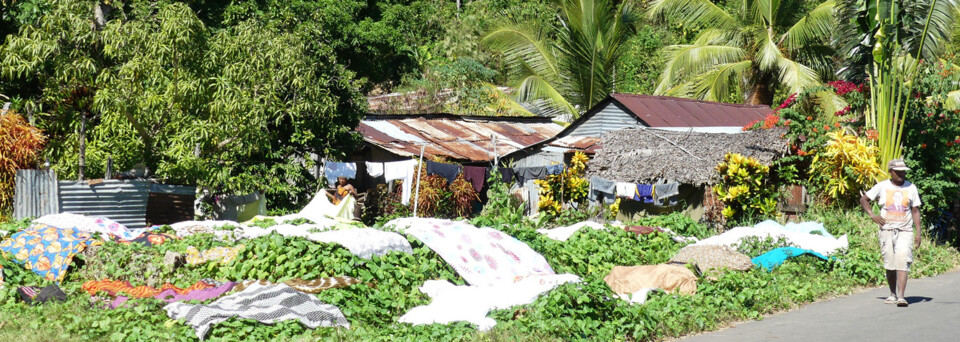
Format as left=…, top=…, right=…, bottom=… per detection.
left=483, top=0, right=640, bottom=119
left=648, top=0, right=837, bottom=105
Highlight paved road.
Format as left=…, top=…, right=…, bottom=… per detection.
left=677, top=270, right=960, bottom=342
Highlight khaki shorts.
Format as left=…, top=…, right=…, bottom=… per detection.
left=878, top=229, right=914, bottom=271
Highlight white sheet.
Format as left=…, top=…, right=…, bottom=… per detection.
left=537, top=221, right=607, bottom=242
left=694, top=225, right=848, bottom=256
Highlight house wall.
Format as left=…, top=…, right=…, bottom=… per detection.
left=567, top=101, right=644, bottom=137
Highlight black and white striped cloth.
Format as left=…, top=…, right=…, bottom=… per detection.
left=164, top=283, right=350, bottom=339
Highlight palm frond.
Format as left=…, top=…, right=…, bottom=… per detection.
left=483, top=26, right=561, bottom=81
left=782, top=0, right=837, bottom=50
left=756, top=35, right=819, bottom=94
left=514, top=70, right=579, bottom=118
left=655, top=44, right=747, bottom=95
left=686, top=60, right=753, bottom=101
left=647, top=0, right=738, bottom=31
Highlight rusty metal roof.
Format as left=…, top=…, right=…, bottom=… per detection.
left=609, top=93, right=772, bottom=127
left=548, top=136, right=602, bottom=154
left=357, top=114, right=563, bottom=162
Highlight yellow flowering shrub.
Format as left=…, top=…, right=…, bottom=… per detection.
left=536, top=152, right=590, bottom=217
left=810, top=130, right=884, bottom=205
left=713, top=153, right=779, bottom=222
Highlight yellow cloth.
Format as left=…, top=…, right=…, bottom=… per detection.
left=604, top=264, right=697, bottom=295
left=185, top=245, right=245, bottom=265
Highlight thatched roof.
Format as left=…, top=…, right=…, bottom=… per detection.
left=587, top=128, right=789, bottom=185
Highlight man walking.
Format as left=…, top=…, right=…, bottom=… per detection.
left=860, top=159, right=922, bottom=307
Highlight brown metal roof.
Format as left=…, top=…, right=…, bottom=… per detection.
left=609, top=93, right=772, bottom=127
left=357, top=114, right=563, bottom=162
left=548, top=136, right=602, bottom=154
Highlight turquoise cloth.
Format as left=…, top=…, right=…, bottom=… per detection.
left=752, top=247, right=829, bottom=271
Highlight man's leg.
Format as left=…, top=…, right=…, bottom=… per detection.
left=897, top=270, right=908, bottom=299
left=887, top=270, right=898, bottom=297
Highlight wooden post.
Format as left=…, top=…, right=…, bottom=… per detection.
left=413, top=145, right=425, bottom=217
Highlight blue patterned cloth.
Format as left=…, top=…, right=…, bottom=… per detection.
left=0, top=224, right=93, bottom=282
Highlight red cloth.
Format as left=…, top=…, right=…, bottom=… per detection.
left=463, top=166, right=489, bottom=193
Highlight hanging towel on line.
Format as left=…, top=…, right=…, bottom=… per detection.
left=546, top=164, right=564, bottom=175
left=590, top=176, right=616, bottom=205
left=323, top=162, right=356, bottom=185
left=384, top=160, right=418, bottom=205
left=634, top=184, right=654, bottom=203
left=616, top=182, right=634, bottom=198
left=514, top=167, right=548, bottom=184
left=366, top=162, right=384, bottom=178
left=426, top=161, right=462, bottom=184
left=463, top=166, right=489, bottom=193
left=653, top=182, right=680, bottom=206
left=497, top=167, right=515, bottom=184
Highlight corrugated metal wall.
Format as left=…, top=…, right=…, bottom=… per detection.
left=13, top=169, right=59, bottom=220
left=146, top=184, right=196, bottom=226
left=58, top=180, right=152, bottom=229
left=568, top=101, right=643, bottom=137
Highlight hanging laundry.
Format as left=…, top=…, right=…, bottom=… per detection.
left=615, top=182, right=635, bottom=198
left=634, top=184, right=654, bottom=203
left=462, top=166, right=489, bottom=193
left=164, top=283, right=350, bottom=340
left=323, top=162, right=357, bottom=185
left=365, top=162, right=384, bottom=178
left=384, top=160, right=418, bottom=205
left=653, top=182, right=680, bottom=206
left=545, top=164, right=564, bottom=175
left=589, top=176, right=617, bottom=204
left=497, top=167, right=515, bottom=184
left=232, top=277, right=363, bottom=294
left=0, top=224, right=94, bottom=282
left=752, top=247, right=830, bottom=271
left=513, top=166, right=548, bottom=184
left=426, top=160, right=462, bottom=184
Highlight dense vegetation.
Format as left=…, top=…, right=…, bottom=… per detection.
left=0, top=208, right=957, bottom=341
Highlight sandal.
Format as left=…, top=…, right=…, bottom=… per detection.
left=884, top=296, right=897, bottom=304
left=896, top=298, right=908, bottom=307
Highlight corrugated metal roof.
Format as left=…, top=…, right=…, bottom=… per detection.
left=357, top=114, right=563, bottom=162
left=609, top=93, right=772, bottom=128
left=548, top=136, right=602, bottom=153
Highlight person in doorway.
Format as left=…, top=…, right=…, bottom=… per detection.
left=860, top=158, right=923, bottom=307
left=326, top=177, right=357, bottom=205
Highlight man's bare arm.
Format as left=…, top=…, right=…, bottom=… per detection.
left=912, top=206, right=922, bottom=248
left=861, top=193, right=884, bottom=226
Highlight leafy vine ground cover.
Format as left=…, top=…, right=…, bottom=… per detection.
left=0, top=209, right=957, bottom=341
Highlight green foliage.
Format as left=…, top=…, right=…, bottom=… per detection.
left=713, top=153, right=780, bottom=223
left=476, top=167, right=525, bottom=226
left=648, top=0, right=836, bottom=104
left=483, top=0, right=641, bottom=117
left=535, top=152, right=589, bottom=217
left=735, top=236, right=798, bottom=257
left=0, top=1, right=365, bottom=211
left=902, top=56, right=960, bottom=225
left=628, top=211, right=714, bottom=239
